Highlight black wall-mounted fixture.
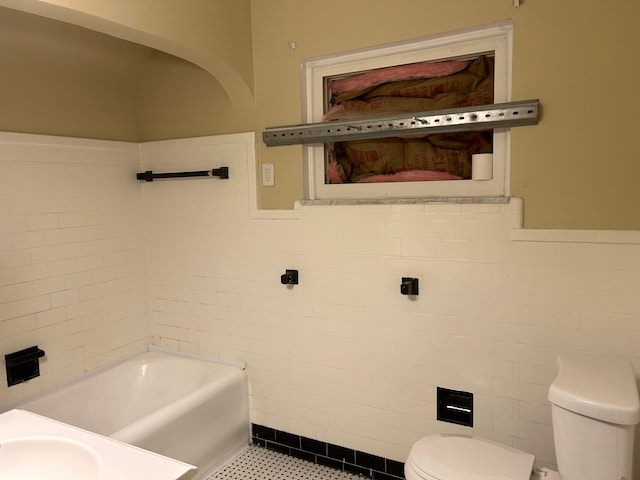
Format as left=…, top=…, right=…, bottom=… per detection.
left=437, top=387, right=473, bottom=427
left=136, top=167, right=229, bottom=182
left=400, top=277, right=419, bottom=296
left=5, top=345, right=46, bottom=387
left=281, top=269, right=299, bottom=285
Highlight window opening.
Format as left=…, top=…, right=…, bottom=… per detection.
left=322, top=54, right=494, bottom=185
left=299, top=21, right=515, bottom=201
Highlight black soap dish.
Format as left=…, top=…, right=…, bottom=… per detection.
left=5, top=345, right=46, bottom=387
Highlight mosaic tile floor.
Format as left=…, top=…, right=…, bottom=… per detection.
left=209, top=445, right=364, bottom=480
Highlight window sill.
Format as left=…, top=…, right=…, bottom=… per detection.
left=298, top=196, right=510, bottom=207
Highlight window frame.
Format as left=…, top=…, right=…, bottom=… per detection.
left=301, top=21, right=513, bottom=201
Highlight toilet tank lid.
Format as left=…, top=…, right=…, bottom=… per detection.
left=548, top=354, right=640, bottom=425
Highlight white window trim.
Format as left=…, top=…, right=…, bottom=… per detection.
left=301, top=21, right=513, bottom=201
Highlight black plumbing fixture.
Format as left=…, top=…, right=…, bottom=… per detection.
left=400, top=277, right=419, bottom=296
left=136, top=167, right=229, bottom=182
left=5, top=345, right=46, bottom=387
left=280, top=269, right=299, bottom=285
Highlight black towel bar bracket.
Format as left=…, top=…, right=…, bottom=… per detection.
left=136, top=167, right=229, bottom=182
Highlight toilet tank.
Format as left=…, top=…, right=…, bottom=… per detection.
left=548, top=354, right=640, bottom=480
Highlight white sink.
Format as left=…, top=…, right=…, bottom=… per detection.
left=0, top=410, right=196, bottom=480
left=0, top=436, right=102, bottom=480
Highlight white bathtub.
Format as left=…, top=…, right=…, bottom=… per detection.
left=18, top=348, right=249, bottom=479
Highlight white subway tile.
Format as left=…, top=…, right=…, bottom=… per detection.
left=58, top=211, right=88, bottom=228
left=64, top=271, right=93, bottom=289
left=36, top=307, right=68, bottom=328
left=0, top=282, right=35, bottom=302
left=61, top=242, right=91, bottom=259
left=18, top=294, right=51, bottom=316
left=32, top=277, right=65, bottom=296
left=4, top=133, right=640, bottom=467
left=0, top=249, right=30, bottom=268
left=79, top=283, right=106, bottom=301
left=74, top=226, right=104, bottom=242
left=48, top=258, right=78, bottom=277
left=0, top=301, right=18, bottom=322
left=30, top=245, right=63, bottom=264
left=50, top=288, right=80, bottom=308
left=0, top=233, right=11, bottom=252
left=45, top=229, right=75, bottom=246
left=12, top=230, right=45, bottom=249
left=2, top=314, right=37, bottom=336
left=27, top=213, right=59, bottom=231
left=8, top=198, right=42, bottom=216
left=0, top=216, right=28, bottom=234
left=0, top=267, right=15, bottom=286
left=14, top=263, right=48, bottom=283
left=41, top=197, right=73, bottom=214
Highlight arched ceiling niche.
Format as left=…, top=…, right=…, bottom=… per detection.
left=0, top=0, right=254, bottom=105
left=0, top=3, right=251, bottom=141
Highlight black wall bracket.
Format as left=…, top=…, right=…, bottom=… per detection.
left=401, top=277, right=419, bottom=296
left=281, top=269, right=299, bottom=285
left=136, top=167, right=229, bottom=182
left=5, top=345, right=46, bottom=387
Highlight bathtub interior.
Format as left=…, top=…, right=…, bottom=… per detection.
left=16, top=348, right=250, bottom=479
left=22, top=352, right=242, bottom=436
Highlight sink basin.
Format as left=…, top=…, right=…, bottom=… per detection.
left=0, top=410, right=196, bottom=480
left=0, top=436, right=102, bottom=480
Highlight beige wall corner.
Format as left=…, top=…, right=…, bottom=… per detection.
left=0, top=0, right=255, bottom=108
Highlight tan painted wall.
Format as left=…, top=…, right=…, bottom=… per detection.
left=0, top=7, right=145, bottom=141
left=0, top=0, right=254, bottom=106
left=1, top=0, right=639, bottom=230
left=138, top=50, right=233, bottom=142
left=0, top=6, right=239, bottom=142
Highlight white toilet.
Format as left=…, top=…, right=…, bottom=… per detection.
left=405, top=354, right=640, bottom=480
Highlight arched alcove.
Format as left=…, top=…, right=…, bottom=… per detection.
left=0, top=5, right=244, bottom=141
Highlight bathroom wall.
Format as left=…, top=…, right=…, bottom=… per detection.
left=0, top=0, right=254, bottom=107
left=141, top=133, right=640, bottom=472
left=0, top=132, right=149, bottom=408
left=2, top=130, right=640, bottom=472
left=0, top=7, right=234, bottom=143
left=0, top=6, right=147, bottom=141
left=0, top=0, right=638, bottom=475
left=137, top=50, right=234, bottom=142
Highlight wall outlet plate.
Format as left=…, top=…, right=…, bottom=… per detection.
left=262, top=163, right=274, bottom=186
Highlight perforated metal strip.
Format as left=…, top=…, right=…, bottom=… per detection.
left=263, top=99, right=539, bottom=146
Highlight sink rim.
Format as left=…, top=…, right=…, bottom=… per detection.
left=0, top=409, right=196, bottom=480
left=0, top=434, right=104, bottom=479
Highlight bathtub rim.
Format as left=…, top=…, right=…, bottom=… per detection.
left=3, top=345, right=246, bottom=413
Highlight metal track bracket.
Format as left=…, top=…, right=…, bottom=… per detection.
left=263, top=100, right=539, bottom=147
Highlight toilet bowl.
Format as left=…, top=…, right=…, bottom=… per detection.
left=404, top=434, right=540, bottom=480
left=406, top=354, right=640, bottom=480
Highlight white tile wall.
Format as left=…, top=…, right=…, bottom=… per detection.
left=139, top=134, right=640, bottom=471
left=3, top=131, right=640, bottom=474
left=0, top=132, right=149, bottom=407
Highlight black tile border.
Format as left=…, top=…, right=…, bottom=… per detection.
left=251, top=423, right=405, bottom=480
